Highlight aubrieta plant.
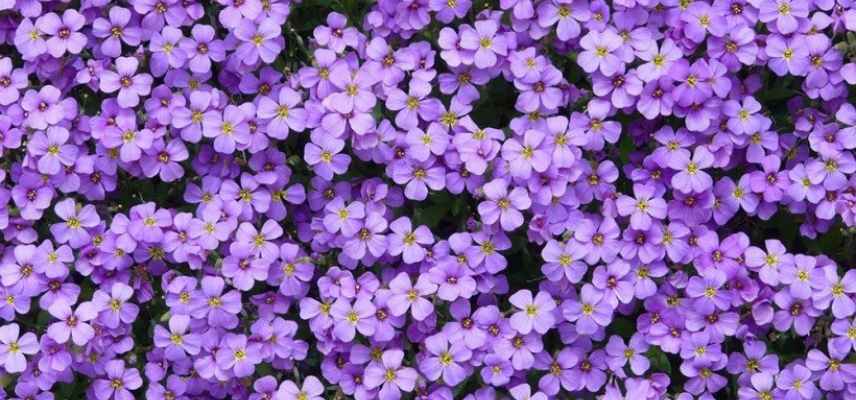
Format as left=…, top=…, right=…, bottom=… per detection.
left=0, top=0, right=854, bottom=399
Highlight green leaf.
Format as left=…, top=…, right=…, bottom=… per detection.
left=646, top=347, right=672, bottom=374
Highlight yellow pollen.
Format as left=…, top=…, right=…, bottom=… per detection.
left=686, top=162, right=699, bottom=175
left=385, top=368, right=397, bottom=381
left=686, top=75, right=697, bottom=87
left=346, top=311, right=359, bottom=324
left=525, top=304, right=538, bottom=317
left=67, top=217, right=81, bottom=229
left=346, top=84, right=358, bottom=96
left=765, top=255, right=778, bottom=267
left=208, top=297, right=222, bottom=307
left=406, top=97, right=419, bottom=110
left=221, top=122, right=234, bottom=135
left=254, top=234, right=266, bottom=247
left=441, top=111, right=458, bottom=126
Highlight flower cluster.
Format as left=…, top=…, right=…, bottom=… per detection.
left=0, top=0, right=854, bottom=399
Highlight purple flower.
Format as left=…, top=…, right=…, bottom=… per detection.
left=192, top=276, right=242, bottom=329
left=323, top=197, right=365, bottom=237
left=420, top=333, right=472, bottom=386
left=541, top=239, right=587, bottom=283
left=605, top=334, right=650, bottom=376
left=669, top=146, right=714, bottom=193
left=592, top=260, right=635, bottom=306
left=21, top=85, right=75, bottom=130
left=759, top=0, right=808, bottom=34
left=234, top=18, right=283, bottom=65
left=49, top=198, right=99, bottom=248
left=149, top=26, right=187, bottom=77
left=776, top=364, right=817, bottom=399
left=0, top=323, right=38, bottom=373
left=509, top=289, right=556, bottom=334
left=330, top=297, right=376, bottom=341
left=537, top=0, right=590, bottom=41
left=203, top=105, right=250, bottom=154
left=91, top=7, right=142, bottom=57
left=100, top=57, right=154, bottom=108
left=616, top=183, right=667, bottom=230
left=388, top=217, right=434, bottom=264
left=27, top=126, right=78, bottom=175
left=501, top=129, right=551, bottom=179
left=92, top=360, right=143, bottom=400
left=429, top=262, right=477, bottom=301
left=459, top=20, right=507, bottom=68
left=140, top=139, right=188, bottom=182
left=277, top=376, right=325, bottom=400
left=313, top=12, right=359, bottom=53
left=0, top=58, right=27, bottom=106
left=577, top=29, right=623, bottom=76
left=563, top=284, right=613, bottom=335
left=387, top=83, right=444, bottom=131
left=153, top=315, right=201, bottom=361
left=364, top=350, right=418, bottom=400
left=257, top=87, right=307, bottom=139
left=324, top=64, right=378, bottom=115
left=305, top=136, right=350, bottom=180
left=36, top=10, right=86, bottom=57
left=46, top=301, right=97, bottom=346
left=478, top=179, right=531, bottom=231
left=386, top=272, right=437, bottom=321
left=179, top=24, right=227, bottom=74
left=215, top=333, right=261, bottom=377
left=91, top=283, right=138, bottom=329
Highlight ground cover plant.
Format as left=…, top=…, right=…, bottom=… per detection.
left=0, top=0, right=855, bottom=399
